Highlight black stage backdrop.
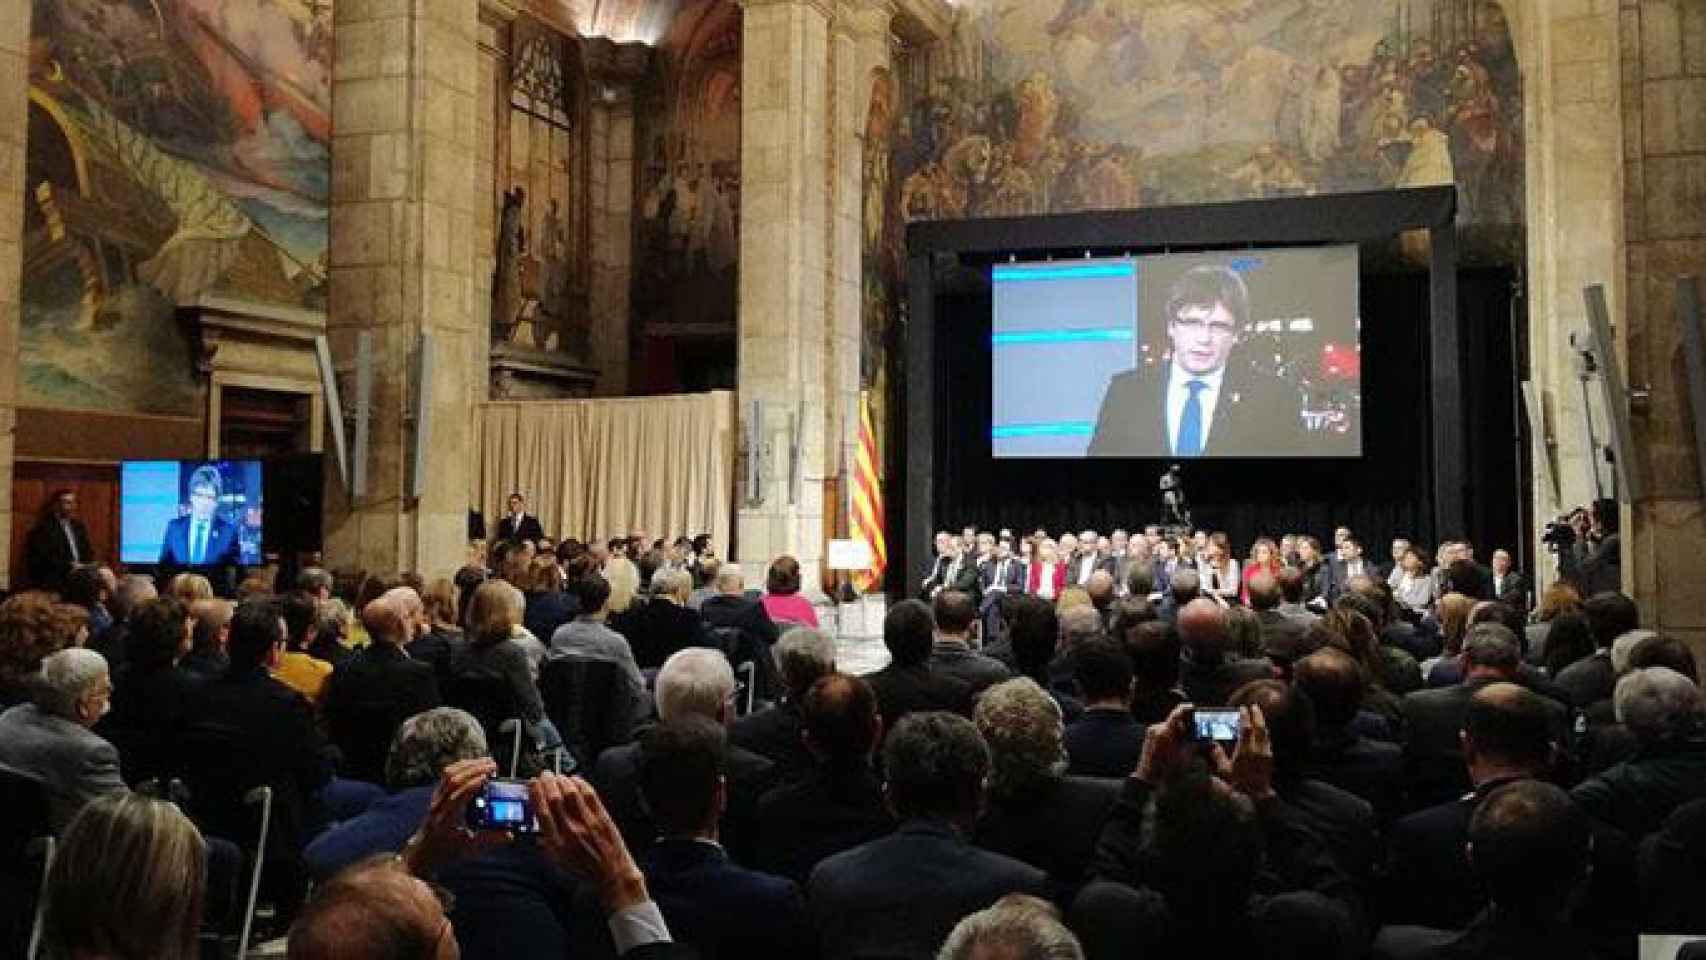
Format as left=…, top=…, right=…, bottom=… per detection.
left=916, top=266, right=1520, bottom=560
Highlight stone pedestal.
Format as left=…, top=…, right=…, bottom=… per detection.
left=324, top=0, right=483, bottom=578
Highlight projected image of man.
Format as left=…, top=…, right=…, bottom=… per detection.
left=1087, top=265, right=1305, bottom=457
left=158, top=466, right=241, bottom=568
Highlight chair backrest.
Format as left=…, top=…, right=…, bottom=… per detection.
left=442, top=668, right=525, bottom=746
left=0, top=767, right=49, bottom=960
left=328, top=698, right=415, bottom=787
left=538, top=657, right=623, bottom=767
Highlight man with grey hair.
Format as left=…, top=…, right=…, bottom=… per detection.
left=701, top=561, right=781, bottom=652
left=304, top=706, right=489, bottom=880
left=1177, top=598, right=1272, bottom=707
left=1572, top=666, right=1706, bottom=837
left=593, top=647, right=778, bottom=861
left=0, top=647, right=126, bottom=831
left=320, top=589, right=443, bottom=784
left=939, top=894, right=1084, bottom=960
left=810, top=712, right=1047, bottom=960
left=1402, top=622, right=1568, bottom=809
left=1157, top=567, right=1200, bottom=624
left=972, top=678, right=1120, bottom=893
left=732, top=626, right=835, bottom=781
left=615, top=566, right=710, bottom=669
left=89, top=573, right=160, bottom=672
left=295, top=566, right=334, bottom=601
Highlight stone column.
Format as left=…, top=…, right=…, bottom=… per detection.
left=585, top=41, right=648, bottom=397
left=0, top=0, right=26, bottom=588
left=826, top=1, right=895, bottom=534
left=1510, top=2, right=1628, bottom=577
left=325, top=0, right=483, bottom=578
left=1619, top=0, right=1706, bottom=655
left=736, top=0, right=833, bottom=589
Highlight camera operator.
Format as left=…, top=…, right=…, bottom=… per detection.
left=1551, top=499, right=1621, bottom=597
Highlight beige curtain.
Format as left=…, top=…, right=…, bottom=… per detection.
left=474, top=391, right=734, bottom=551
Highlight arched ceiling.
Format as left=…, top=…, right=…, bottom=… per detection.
left=537, top=0, right=701, bottom=46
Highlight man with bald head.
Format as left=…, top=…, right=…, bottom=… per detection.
left=1176, top=598, right=1272, bottom=706
left=1383, top=682, right=1563, bottom=927
left=322, top=589, right=443, bottom=784
left=1401, top=623, right=1569, bottom=809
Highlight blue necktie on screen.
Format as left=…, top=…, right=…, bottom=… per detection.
left=1176, top=379, right=1208, bottom=457
left=192, top=522, right=206, bottom=565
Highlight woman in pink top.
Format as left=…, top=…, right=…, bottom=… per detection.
left=761, top=555, right=820, bottom=627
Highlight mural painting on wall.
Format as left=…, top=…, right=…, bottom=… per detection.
left=893, top=0, right=1523, bottom=260
left=634, top=1, right=741, bottom=335
left=494, top=23, right=591, bottom=359
left=861, top=68, right=900, bottom=480
left=22, top=0, right=332, bottom=415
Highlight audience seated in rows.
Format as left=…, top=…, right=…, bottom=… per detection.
left=1176, top=598, right=1272, bottom=707
left=730, top=625, right=834, bottom=782
left=323, top=589, right=443, bottom=786
left=99, top=596, right=198, bottom=786
left=867, top=599, right=974, bottom=729
left=928, top=590, right=1012, bottom=695
left=1293, top=646, right=1403, bottom=823
left=1064, top=638, right=1145, bottom=778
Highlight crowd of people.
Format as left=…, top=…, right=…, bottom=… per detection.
left=0, top=490, right=1699, bottom=959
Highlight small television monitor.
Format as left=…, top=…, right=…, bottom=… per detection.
left=121, top=460, right=264, bottom=567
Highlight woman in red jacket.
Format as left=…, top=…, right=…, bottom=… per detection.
left=1027, top=540, right=1067, bottom=600
left=1240, top=536, right=1283, bottom=605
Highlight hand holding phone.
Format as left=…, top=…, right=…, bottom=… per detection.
left=1189, top=707, right=1242, bottom=745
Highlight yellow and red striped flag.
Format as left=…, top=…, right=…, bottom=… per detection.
left=850, top=391, right=887, bottom=592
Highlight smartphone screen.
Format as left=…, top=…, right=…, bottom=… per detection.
left=466, top=778, right=536, bottom=833
left=1192, top=708, right=1242, bottom=744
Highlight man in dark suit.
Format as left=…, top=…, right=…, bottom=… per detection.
left=1231, top=679, right=1380, bottom=884
left=756, top=673, right=893, bottom=884
left=1088, top=264, right=1306, bottom=457
left=1293, top=648, right=1402, bottom=823
left=593, top=648, right=776, bottom=863
left=699, top=564, right=781, bottom=650
left=976, top=538, right=1025, bottom=639
left=1554, top=591, right=1639, bottom=708
left=730, top=626, right=834, bottom=784
left=919, top=531, right=956, bottom=598
left=1489, top=550, right=1528, bottom=611
left=633, top=717, right=812, bottom=956
left=158, top=466, right=243, bottom=568
left=1064, top=638, right=1145, bottom=778
left=1065, top=529, right=1117, bottom=588
left=495, top=492, right=546, bottom=543
left=1373, top=781, right=1609, bottom=960
left=1176, top=599, right=1272, bottom=707
left=928, top=591, right=1011, bottom=695
left=1248, top=572, right=1312, bottom=672
left=320, top=590, right=443, bottom=785
left=866, top=600, right=974, bottom=727
left=1402, top=623, right=1569, bottom=809
left=808, top=712, right=1049, bottom=960
left=1326, top=536, right=1374, bottom=604
left=1383, top=683, right=1574, bottom=928
left=23, top=488, right=94, bottom=592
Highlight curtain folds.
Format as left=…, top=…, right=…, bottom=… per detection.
left=474, top=391, right=734, bottom=551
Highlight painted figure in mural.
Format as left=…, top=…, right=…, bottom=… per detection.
left=541, top=198, right=567, bottom=350
left=494, top=186, right=526, bottom=341
left=702, top=167, right=737, bottom=275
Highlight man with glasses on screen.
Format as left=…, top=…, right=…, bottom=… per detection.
left=158, top=465, right=242, bottom=570
left=1087, top=264, right=1305, bottom=457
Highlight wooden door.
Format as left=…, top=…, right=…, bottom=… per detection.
left=11, top=461, right=121, bottom=587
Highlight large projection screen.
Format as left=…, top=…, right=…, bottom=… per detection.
left=991, top=246, right=1361, bottom=459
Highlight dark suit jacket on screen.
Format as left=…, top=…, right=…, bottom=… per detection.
left=158, top=515, right=243, bottom=568
left=1086, top=365, right=1306, bottom=457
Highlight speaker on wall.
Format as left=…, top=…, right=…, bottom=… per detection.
left=1583, top=284, right=1644, bottom=503
left=314, top=335, right=349, bottom=489
left=410, top=331, right=435, bottom=501
left=352, top=331, right=373, bottom=498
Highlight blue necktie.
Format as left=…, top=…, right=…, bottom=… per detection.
left=192, top=522, right=206, bottom=565
left=1176, top=379, right=1208, bottom=456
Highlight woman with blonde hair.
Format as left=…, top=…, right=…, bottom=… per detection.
left=43, top=793, right=206, bottom=960
left=447, top=579, right=545, bottom=727
left=166, top=572, right=214, bottom=605
left=603, top=556, right=642, bottom=616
